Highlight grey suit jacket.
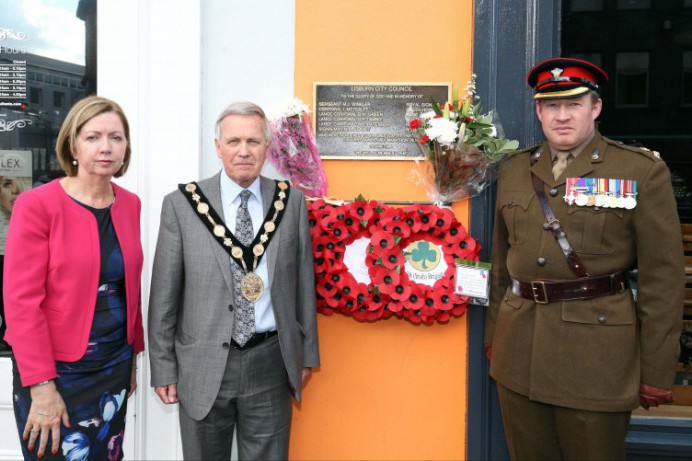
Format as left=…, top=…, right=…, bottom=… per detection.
left=148, top=173, right=320, bottom=420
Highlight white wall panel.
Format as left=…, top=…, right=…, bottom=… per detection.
left=1, top=0, right=295, bottom=459
left=200, top=0, right=296, bottom=178
left=0, top=359, right=21, bottom=460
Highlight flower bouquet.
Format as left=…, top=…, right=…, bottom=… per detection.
left=268, top=98, right=328, bottom=198
left=406, top=75, right=519, bottom=204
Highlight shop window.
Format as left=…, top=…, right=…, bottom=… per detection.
left=616, top=52, right=649, bottom=107
left=0, top=0, right=95, bottom=356
left=567, top=52, right=602, bottom=67
left=617, top=0, right=650, bottom=9
left=684, top=51, right=692, bottom=106
left=53, top=91, right=65, bottom=109
left=29, top=87, right=42, bottom=105
left=563, top=4, right=692, bottom=445
left=570, top=0, right=603, bottom=12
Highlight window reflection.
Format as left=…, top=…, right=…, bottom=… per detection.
left=0, top=0, right=96, bottom=354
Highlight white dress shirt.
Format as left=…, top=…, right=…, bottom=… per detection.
left=219, top=173, right=276, bottom=332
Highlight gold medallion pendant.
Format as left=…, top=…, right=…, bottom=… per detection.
left=240, top=272, right=264, bottom=303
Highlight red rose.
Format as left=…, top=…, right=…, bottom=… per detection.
left=419, top=135, right=430, bottom=143
left=409, top=119, right=422, bottom=129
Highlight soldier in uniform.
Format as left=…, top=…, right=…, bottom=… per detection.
left=485, top=57, right=685, bottom=460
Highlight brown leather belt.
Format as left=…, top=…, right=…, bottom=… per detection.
left=511, top=272, right=628, bottom=304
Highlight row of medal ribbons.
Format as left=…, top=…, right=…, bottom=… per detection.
left=564, top=177, right=638, bottom=209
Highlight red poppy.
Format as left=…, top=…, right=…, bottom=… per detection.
left=316, top=279, right=338, bottom=299
left=378, top=247, right=405, bottom=270
left=313, top=255, right=328, bottom=276
left=351, top=284, right=370, bottom=311
left=389, top=281, right=412, bottom=302
left=449, top=304, right=467, bottom=317
left=380, top=210, right=412, bottom=239
left=340, top=213, right=363, bottom=235
left=367, top=291, right=388, bottom=312
left=401, top=209, right=423, bottom=233
left=433, top=208, right=454, bottom=230
left=430, top=290, right=454, bottom=311
left=402, top=309, right=423, bottom=324
left=443, top=223, right=467, bottom=244
left=319, top=306, right=336, bottom=316
left=370, top=265, right=401, bottom=291
left=387, top=299, right=404, bottom=313
left=436, top=312, right=451, bottom=322
left=378, top=207, right=403, bottom=225
left=307, top=199, right=327, bottom=212
left=327, top=220, right=349, bottom=243
left=324, top=289, right=345, bottom=309
left=402, top=284, right=425, bottom=311
left=370, top=231, right=396, bottom=251
left=413, top=206, right=438, bottom=232
left=453, top=237, right=480, bottom=260
left=312, top=235, right=331, bottom=258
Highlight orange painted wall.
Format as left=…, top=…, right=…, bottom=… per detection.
left=290, top=1, right=476, bottom=460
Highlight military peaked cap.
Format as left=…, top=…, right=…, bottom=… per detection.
left=527, top=57, right=608, bottom=100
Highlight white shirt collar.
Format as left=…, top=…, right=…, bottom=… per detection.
left=219, top=172, right=262, bottom=205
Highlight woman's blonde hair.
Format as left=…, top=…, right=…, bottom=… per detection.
left=55, top=95, right=131, bottom=177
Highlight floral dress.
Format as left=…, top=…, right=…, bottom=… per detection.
left=12, top=201, right=133, bottom=461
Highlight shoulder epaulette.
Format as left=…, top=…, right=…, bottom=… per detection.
left=518, top=142, right=542, bottom=155
left=602, top=137, right=662, bottom=162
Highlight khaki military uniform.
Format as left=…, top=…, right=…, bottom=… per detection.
left=485, top=132, right=684, bottom=412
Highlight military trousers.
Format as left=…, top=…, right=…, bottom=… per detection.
left=497, top=383, right=631, bottom=461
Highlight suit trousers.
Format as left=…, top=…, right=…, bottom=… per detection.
left=497, top=383, right=631, bottom=461
left=179, top=335, right=292, bottom=461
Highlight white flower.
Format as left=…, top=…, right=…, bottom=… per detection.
left=268, top=98, right=310, bottom=119
left=419, top=110, right=438, bottom=120
left=425, top=117, right=459, bottom=146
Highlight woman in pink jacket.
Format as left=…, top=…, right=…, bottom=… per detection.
left=4, top=96, right=144, bottom=460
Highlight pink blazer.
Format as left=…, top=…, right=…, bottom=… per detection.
left=3, top=179, right=144, bottom=387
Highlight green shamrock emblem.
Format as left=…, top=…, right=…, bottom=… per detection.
left=411, top=241, right=437, bottom=269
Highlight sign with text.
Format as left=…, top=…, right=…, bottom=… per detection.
left=0, top=57, right=26, bottom=107
left=314, top=82, right=450, bottom=160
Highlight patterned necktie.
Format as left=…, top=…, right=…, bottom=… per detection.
left=231, top=189, right=255, bottom=346
left=552, top=151, right=571, bottom=180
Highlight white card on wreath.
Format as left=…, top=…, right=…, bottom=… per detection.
left=454, top=263, right=490, bottom=301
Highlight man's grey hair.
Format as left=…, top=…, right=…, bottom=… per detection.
left=214, top=100, right=273, bottom=143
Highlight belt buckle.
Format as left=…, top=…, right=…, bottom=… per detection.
left=531, top=281, right=548, bottom=304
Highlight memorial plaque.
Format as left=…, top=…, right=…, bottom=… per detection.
left=314, top=82, right=450, bottom=160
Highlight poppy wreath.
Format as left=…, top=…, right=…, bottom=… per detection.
left=307, top=199, right=481, bottom=324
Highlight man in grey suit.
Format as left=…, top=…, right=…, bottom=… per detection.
left=148, top=100, right=320, bottom=460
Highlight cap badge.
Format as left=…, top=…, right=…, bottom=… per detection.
left=551, top=68, right=564, bottom=78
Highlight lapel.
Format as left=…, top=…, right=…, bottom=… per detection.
left=260, top=176, right=280, bottom=284
left=530, top=134, right=603, bottom=187
left=198, top=172, right=234, bottom=293
left=529, top=142, right=555, bottom=186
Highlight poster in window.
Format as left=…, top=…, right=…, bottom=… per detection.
left=0, top=150, right=32, bottom=254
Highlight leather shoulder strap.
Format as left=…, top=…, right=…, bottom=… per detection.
left=531, top=172, right=589, bottom=278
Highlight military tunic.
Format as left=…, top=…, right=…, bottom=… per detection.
left=485, top=132, right=684, bottom=412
